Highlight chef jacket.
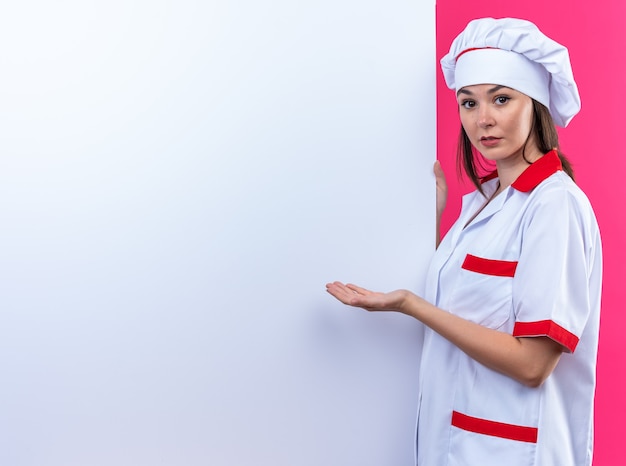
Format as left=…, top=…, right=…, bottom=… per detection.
left=416, top=150, right=602, bottom=466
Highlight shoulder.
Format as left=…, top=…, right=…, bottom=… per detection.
left=528, top=172, right=596, bottom=218
left=522, top=171, right=601, bottom=243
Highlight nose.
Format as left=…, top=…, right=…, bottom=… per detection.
left=477, top=105, right=495, bottom=128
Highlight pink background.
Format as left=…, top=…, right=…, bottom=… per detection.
left=436, top=2, right=625, bottom=464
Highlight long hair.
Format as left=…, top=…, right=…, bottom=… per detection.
left=457, top=100, right=575, bottom=196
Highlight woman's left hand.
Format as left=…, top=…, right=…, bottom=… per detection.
left=325, top=281, right=411, bottom=313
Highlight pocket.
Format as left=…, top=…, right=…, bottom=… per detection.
left=447, top=254, right=517, bottom=329
left=461, top=254, right=518, bottom=277
left=452, top=411, right=537, bottom=443
left=448, top=411, right=537, bottom=466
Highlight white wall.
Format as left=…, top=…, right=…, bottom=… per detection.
left=0, top=1, right=435, bottom=465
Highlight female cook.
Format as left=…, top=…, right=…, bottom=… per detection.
left=326, top=17, right=602, bottom=466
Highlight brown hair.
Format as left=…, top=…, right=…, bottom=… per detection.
left=457, top=100, right=575, bottom=195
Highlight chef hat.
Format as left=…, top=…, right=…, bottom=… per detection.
left=440, top=17, right=580, bottom=127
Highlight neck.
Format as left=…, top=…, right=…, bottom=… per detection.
left=496, top=146, right=543, bottom=189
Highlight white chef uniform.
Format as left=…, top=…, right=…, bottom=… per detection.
left=415, top=150, right=602, bottom=465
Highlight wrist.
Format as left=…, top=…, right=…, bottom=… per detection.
left=397, top=290, right=416, bottom=314
left=398, top=291, right=428, bottom=320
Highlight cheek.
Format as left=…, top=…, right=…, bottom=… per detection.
left=510, top=107, right=533, bottom=139
left=520, top=114, right=534, bottom=138
left=518, top=103, right=535, bottom=135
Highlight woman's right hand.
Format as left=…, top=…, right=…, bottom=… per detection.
left=434, top=160, right=448, bottom=217
left=434, top=160, right=448, bottom=247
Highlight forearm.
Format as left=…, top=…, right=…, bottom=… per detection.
left=400, top=292, right=563, bottom=387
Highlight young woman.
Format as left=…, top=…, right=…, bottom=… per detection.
left=327, top=18, right=601, bottom=466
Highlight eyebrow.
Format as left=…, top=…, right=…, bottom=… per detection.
left=457, top=85, right=509, bottom=96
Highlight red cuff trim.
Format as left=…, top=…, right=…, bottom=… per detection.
left=452, top=411, right=538, bottom=443
left=513, top=320, right=579, bottom=353
left=462, top=254, right=518, bottom=277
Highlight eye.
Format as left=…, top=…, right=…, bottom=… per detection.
left=494, top=96, right=510, bottom=105
left=460, top=99, right=476, bottom=109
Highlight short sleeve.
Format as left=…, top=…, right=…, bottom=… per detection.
left=511, top=181, right=600, bottom=353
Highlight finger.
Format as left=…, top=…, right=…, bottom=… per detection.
left=345, top=283, right=373, bottom=296
left=326, top=281, right=352, bottom=296
left=326, top=281, right=343, bottom=289
left=328, top=285, right=372, bottom=308
left=326, top=283, right=359, bottom=305
left=326, top=282, right=346, bottom=294
left=433, top=160, right=448, bottom=189
left=327, top=289, right=363, bottom=307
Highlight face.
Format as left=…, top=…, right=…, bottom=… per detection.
left=457, top=84, right=540, bottom=166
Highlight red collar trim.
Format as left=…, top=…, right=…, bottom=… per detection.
left=480, top=171, right=499, bottom=184
left=479, top=150, right=563, bottom=192
left=512, top=150, right=562, bottom=192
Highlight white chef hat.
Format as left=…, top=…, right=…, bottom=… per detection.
left=440, top=17, right=581, bottom=127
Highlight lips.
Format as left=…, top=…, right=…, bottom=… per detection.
left=480, top=136, right=502, bottom=147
